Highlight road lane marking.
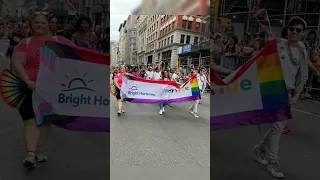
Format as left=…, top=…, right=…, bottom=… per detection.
left=292, top=108, right=320, bottom=118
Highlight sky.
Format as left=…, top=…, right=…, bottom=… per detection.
left=110, top=0, right=141, bottom=41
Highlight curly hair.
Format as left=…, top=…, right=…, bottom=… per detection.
left=75, top=16, right=92, bottom=31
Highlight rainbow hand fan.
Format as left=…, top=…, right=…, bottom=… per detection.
left=0, top=69, right=28, bottom=109
left=110, top=83, right=117, bottom=96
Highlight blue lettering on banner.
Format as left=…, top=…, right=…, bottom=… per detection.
left=127, top=90, right=156, bottom=96
left=58, top=93, right=109, bottom=107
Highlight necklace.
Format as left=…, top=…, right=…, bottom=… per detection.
left=286, top=42, right=300, bottom=66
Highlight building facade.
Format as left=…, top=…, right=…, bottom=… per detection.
left=0, top=0, right=23, bottom=21
left=157, top=15, right=208, bottom=69
left=125, top=15, right=137, bottom=66
left=145, top=15, right=160, bottom=68
left=118, top=20, right=127, bottom=65
left=110, top=40, right=119, bottom=67
left=137, top=15, right=147, bottom=69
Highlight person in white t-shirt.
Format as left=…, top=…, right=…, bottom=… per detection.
left=145, top=67, right=154, bottom=80
left=189, top=67, right=207, bottom=118
left=152, top=67, right=162, bottom=80
left=171, top=69, right=178, bottom=81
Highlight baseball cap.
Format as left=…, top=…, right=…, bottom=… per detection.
left=288, top=16, right=307, bottom=30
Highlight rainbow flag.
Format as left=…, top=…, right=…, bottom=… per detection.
left=254, top=8, right=268, bottom=21
left=211, top=40, right=291, bottom=130
left=121, top=74, right=200, bottom=104
left=33, top=41, right=110, bottom=132
left=41, top=1, right=49, bottom=10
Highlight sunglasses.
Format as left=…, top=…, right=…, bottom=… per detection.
left=289, top=27, right=303, bottom=33
left=34, top=11, right=49, bottom=15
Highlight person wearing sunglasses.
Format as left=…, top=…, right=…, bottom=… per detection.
left=252, top=16, right=309, bottom=178
left=10, top=10, right=74, bottom=169
left=188, top=67, right=207, bottom=118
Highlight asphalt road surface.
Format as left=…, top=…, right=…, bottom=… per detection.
left=0, top=39, right=109, bottom=180
left=211, top=99, right=320, bottom=180
left=110, top=94, right=210, bottom=179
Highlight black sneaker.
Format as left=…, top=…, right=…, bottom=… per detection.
left=117, top=110, right=121, bottom=116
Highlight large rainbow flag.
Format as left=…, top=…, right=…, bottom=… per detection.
left=33, top=41, right=110, bottom=132
left=121, top=74, right=201, bottom=104
left=211, top=40, right=292, bottom=130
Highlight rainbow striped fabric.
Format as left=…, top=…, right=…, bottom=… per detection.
left=41, top=1, right=49, bottom=10
left=254, top=8, right=268, bottom=21
left=211, top=40, right=292, bottom=130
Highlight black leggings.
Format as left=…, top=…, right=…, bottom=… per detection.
left=18, top=89, right=35, bottom=121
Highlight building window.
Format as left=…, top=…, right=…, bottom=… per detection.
left=186, top=35, right=190, bottom=44
left=165, top=39, right=167, bottom=46
left=188, top=20, right=192, bottom=29
left=168, top=37, right=170, bottom=44
left=171, top=35, right=174, bottom=43
left=159, top=42, right=161, bottom=48
left=196, top=22, right=200, bottom=31
left=180, top=35, right=185, bottom=43
left=166, top=27, right=168, bottom=33
left=194, top=36, right=199, bottom=45
left=172, top=21, right=176, bottom=28
left=182, top=20, right=187, bottom=28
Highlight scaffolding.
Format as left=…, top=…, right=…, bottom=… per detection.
left=217, top=0, right=320, bottom=32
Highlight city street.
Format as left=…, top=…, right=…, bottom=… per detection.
left=211, top=99, right=320, bottom=180
left=110, top=93, right=210, bottom=179
left=0, top=39, right=109, bottom=180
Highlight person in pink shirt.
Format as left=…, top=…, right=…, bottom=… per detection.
left=113, top=65, right=127, bottom=115
left=11, top=11, right=74, bottom=168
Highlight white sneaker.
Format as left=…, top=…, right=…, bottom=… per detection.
left=159, top=109, right=163, bottom=115
left=188, top=107, right=193, bottom=113
left=162, top=107, right=165, bottom=112
left=266, top=161, right=284, bottom=179
left=252, top=145, right=268, bottom=165
left=192, top=112, right=199, bottom=118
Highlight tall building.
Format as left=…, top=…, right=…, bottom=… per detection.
left=118, top=20, right=127, bottom=65
left=137, top=15, right=148, bottom=69
left=145, top=15, right=160, bottom=67
left=125, top=15, right=137, bottom=66
left=157, top=15, right=208, bottom=69
left=110, top=40, right=119, bottom=67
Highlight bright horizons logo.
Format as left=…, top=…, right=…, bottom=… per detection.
left=127, top=84, right=155, bottom=97
left=60, top=72, right=94, bottom=92
left=58, top=71, right=109, bottom=107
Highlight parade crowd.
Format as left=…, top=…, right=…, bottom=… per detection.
left=211, top=27, right=320, bottom=100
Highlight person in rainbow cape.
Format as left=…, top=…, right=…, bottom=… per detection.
left=252, top=16, right=309, bottom=178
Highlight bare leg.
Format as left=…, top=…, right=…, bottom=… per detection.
left=24, top=119, right=41, bottom=152
left=37, top=118, right=52, bottom=148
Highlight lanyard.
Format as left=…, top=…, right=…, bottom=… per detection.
left=286, top=42, right=300, bottom=66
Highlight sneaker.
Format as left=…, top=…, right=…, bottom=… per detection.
left=188, top=107, right=193, bottom=113
left=23, top=153, right=36, bottom=168
left=117, top=110, right=121, bottom=116
left=121, top=110, right=125, bottom=113
left=282, top=125, right=290, bottom=134
left=162, top=107, right=165, bottom=112
left=252, top=145, right=268, bottom=165
left=192, top=112, right=199, bottom=118
left=267, top=161, right=284, bottom=179
left=36, top=152, right=47, bottom=162
left=159, top=109, right=163, bottom=115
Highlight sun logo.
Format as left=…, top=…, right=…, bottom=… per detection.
left=60, top=70, right=94, bottom=92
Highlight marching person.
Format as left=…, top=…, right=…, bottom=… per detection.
left=189, top=67, right=207, bottom=118
left=113, top=65, right=127, bottom=115
left=252, top=16, right=308, bottom=178
left=11, top=10, right=74, bottom=168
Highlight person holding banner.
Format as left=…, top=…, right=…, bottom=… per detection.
left=252, top=16, right=309, bottom=178
left=188, top=67, right=207, bottom=118
left=159, top=70, right=180, bottom=115
left=114, top=65, right=127, bottom=115
left=10, top=11, right=74, bottom=168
